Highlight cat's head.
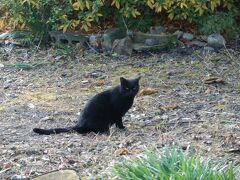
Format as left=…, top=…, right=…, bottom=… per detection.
left=119, top=77, right=141, bottom=97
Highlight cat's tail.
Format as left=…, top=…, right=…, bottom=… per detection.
left=33, top=127, right=74, bottom=135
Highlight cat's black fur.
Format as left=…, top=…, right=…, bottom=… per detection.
left=33, top=77, right=140, bottom=135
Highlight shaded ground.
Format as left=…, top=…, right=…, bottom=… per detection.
left=0, top=46, right=240, bottom=179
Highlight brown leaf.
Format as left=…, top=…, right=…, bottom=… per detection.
left=204, top=76, right=225, bottom=84
left=115, top=148, right=141, bottom=156
left=114, top=148, right=129, bottom=155
left=95, top=80, right=104, bottom=86
left=131, top=149, right=142, bottom=155
left=160, top=104, right=179, bottom=111
left=138, top=88, right=157, bottom=96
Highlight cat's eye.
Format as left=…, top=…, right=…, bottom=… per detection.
left=125, top=87, right=129, bottom=90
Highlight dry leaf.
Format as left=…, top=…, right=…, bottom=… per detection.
left=131, top=149, right=142, bottom=155
left=115, top=148, right=129, bottom=155
left=138, top=88, right=157, bottom=96
left=204, top=76, right=225, bottom=84
left=115, top=148, right=141, bottom=156
left=94, top=79, right=104, bottom=86
left=160, top=104, right=179, bottom=111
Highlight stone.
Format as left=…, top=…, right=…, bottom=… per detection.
left=11, top=175, right=27, bottom=180
left=133, top=32, right=177, bottom=45
left=145, top=39, right=158, bottom=46
left=204, top=140, right=212, bottom=145
left=173, top=30, right=184, bottom=39
left=49, top=31, right=88, bottom=46
left=89, top=34, right=102, bottom=51
left=28, top=103, right=35, bottom=109
left=207, top=33, right=226, bottom=48
left=0, top=32, right=10, bottom=39
left=102, top=28, right=126, bottom=51
left=91, top=72, right=101, bottom=78
left=3, top=83, right=10, bottom=89
left=32, top=170, right=79, bottom=180
left=112, top=36, right=133, bottom=56
left=0, top=63, right=4, bottom=68
left=41, top=155, right=50, bottom=161
left=161, top=115, right=169, bottom=120
left=28, top=155, right=35, bottom=161
left=182, top=33, right=194, bottom=41
left=52, top=81, right=64, bottom=87
left=150, top=26, right=165, bottom=34
left=81, top=80, right=89, bottom=85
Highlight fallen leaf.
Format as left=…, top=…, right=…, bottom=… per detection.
left=115, top=148, right=141, bottom=155
left=204, top=76, right=225, bottom=84
left=160, top=104, right=179, bottom=111
left=138, top=88, right=157, bottom=96
left=115, top=148, right=129, bottom=155
left=131, top=149, right=142, bottom=155
left=95, top=80, right=104, bottom=86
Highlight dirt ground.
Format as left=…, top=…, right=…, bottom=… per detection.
left=0, top=46, right=240, bottom=179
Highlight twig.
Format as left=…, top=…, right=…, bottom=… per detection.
left=164, top=120, right=206, bottom=127
left=223, top=43, right=233, bottom=61
left=0, top=168, right=11, bottom=174
left=85, top=41, right=100, bottom=54
left=201, top=111, right=239, bottom=116
left=225, top=149, right=240, bottom=154
left=220, top=120, right=240, bottom=124
left=121, top=16, right=129, bottom=32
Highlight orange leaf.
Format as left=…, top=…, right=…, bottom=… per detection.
left=138, top=88, right=157, bottom=96
left=115, top=148, right=129, bottom=155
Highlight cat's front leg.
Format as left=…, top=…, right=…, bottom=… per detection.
left=116, top=118, right=125, bottom=129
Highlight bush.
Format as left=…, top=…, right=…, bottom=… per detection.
left=0, top=0, right=239, bottom=38
left=112, top=147, right=235, bottom=180
left=195, top=12, right=239, bottom=37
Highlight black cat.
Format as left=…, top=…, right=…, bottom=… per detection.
left=33, top=77, right=140, bottom=135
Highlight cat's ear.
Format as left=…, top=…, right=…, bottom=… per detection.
left=120, top=77, right=128, bottom=86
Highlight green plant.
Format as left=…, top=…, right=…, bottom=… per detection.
left=195, top=12, right=239, bottom=37
left=112, top=147, right=235, bottom=180
left=1, top=0, right=53, bottom=42
left=52, top=43, right=75, bottom=60
left=0, top=0, right=239, bottom=39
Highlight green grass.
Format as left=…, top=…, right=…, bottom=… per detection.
left=112, top=147, right=235, bottom=180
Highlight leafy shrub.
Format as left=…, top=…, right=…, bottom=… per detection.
left=149, top=0, right=238, bottom=21
left=0, top=0, right=239, bottom=37
left=195, top=12, right=239, bottom=37
left=0, top=0, right=55, bottom=41
left=112, top=147, right=235, bottom=180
